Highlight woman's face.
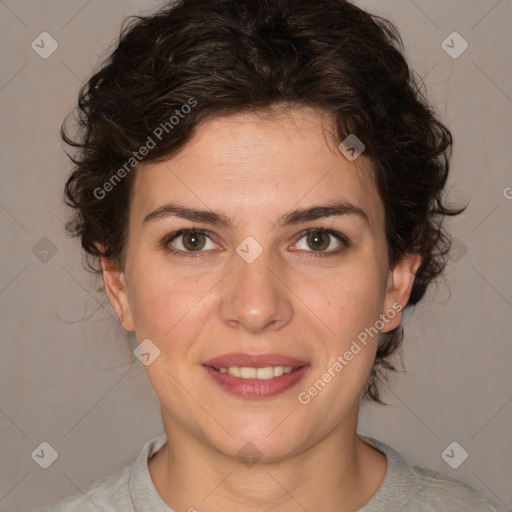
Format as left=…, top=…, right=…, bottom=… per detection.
left=104, top=105, right=419, bottom=461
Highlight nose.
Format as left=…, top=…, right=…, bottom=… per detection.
left=218, top=245, right=294, bottom=335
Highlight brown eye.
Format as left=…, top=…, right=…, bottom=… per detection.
left=293, top=229, right=347, bottom=255
left=181, top=231, right=206, bottom=251
left=166, top=229, right=216, bottom=254
left=306, top=231, right=330, bottom=251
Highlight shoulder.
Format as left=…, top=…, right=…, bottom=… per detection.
left=37, top=465, right=132, bottom=512
left=407, top=464, right=509, bottom=512
left=36, top=434, right=168, bottom=512
left=359, top=435, right=509, bottom=512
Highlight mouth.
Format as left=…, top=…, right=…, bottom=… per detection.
left=201, top=354, right=310, bottom=398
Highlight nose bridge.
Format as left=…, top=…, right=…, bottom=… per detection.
left=219, top=238, right=293, bottom=333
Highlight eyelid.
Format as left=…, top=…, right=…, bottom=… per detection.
left=162, top=227, right=349, bottom=258
left=166, top=228, right=218, bottom=253
left=291, top=228, right=349, bottom=256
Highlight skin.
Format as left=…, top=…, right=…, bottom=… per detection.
left=101, top=105, right=421, bottom=512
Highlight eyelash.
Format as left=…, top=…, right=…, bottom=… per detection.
left=162, top=228, right=349, bottom=259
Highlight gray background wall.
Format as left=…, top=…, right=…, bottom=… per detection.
left=0, top=1, right=511, bottom=510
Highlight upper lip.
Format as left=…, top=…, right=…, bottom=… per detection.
left=202, top=353, right=309, bottom=368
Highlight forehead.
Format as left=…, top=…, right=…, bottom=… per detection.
left=131, top=106, right=383, bottom=231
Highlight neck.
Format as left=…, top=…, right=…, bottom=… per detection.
left=149, top=414, right=387, bottom=512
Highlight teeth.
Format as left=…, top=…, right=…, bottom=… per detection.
left=256, top=367, right=274, bottom=379
left=273, top=366, right=284, bottom=377
left=227, top=366, right=240, bottom=377
left=240, top=367, right=256, bottom=378
left=214, top=365, right=298, bottom=379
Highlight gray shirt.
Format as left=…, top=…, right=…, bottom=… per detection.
left=36, top=434, right=509, bottom=511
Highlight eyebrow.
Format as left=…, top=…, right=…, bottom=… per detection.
left=142, top=201, right=369, bottom=228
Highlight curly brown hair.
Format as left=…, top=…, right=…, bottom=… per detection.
left=61, top=0, right=465, bottom=402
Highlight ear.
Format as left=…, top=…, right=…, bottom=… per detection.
left=381, top=252, right=422, bottom=333
left=96, top=244, right=134, bottom=332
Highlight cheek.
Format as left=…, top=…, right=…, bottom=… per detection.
left=128, top=261, right=216, bottom=343
left=130, top=273, right=171, bottom=334
left=297, top=267, right=385, bottom=415
left=304, top=263, right=386, bottom=342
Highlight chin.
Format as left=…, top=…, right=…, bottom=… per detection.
left=203, top=412, right=311, bottom=463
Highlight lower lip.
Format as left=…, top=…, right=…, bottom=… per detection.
left=202, top=365, right=310, bottom=399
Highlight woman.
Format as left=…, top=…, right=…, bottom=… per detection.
left=39, top=0, right=508, bottom=510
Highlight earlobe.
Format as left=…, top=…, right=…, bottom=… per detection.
left=381, top=253, right=422, bottom=333
left=96, top=245, right=135, bottom=331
